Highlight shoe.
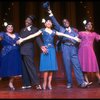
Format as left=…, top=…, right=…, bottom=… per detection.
left=87, top=82, right=93, bottom=85
left=8, top=82, right=15, bottom=90
left=80, top=82, right=88, bottom=88
left=21, top=86, right=32, bottom=89
left=66, top=84, right=72, bottom=89
left=42, top=83, right=46, bottom=90
left=48, top=84, right=52, bottom=90
left=98, top=79, right=100, bottom=84
left=35, top=85, right=42, bottom=90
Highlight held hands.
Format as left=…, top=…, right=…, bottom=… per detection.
left=74, top=36, right=81, bottom=42
left=16, top=38, right=24, bottom=45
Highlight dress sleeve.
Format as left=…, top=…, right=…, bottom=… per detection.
left=15, top=33, right=20, bottom=40
left=94, top=32, right=100, bottom=41
left=52, top=29, right=56, bottom=36
left=0, top=32, right=4, bottom=38
left=78, top=32, right=82, bottom=38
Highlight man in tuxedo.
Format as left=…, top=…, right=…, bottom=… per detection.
left=19, top=15, right=47, bottom=89
left=47, top=9, right=88, bottom=89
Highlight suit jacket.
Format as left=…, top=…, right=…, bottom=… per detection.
left=19, top=26, right=43, bottom=56
left=49, top=16, right=79, bottom=50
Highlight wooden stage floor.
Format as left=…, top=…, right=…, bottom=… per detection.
left=0, top=76, right=100, bottom=99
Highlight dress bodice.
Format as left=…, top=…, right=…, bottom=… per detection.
left=0, top=32, right=20, bottom=56
left=79, top=31, right=100, bottom=47
left=40, top=28, right=56, bottom=47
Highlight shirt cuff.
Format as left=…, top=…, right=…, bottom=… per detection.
left=49, top=13, right=53, bottom=17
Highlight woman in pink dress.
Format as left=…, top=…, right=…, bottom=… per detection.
left=78, top=21, right=100, bottom=85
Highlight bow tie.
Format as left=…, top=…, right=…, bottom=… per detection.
left=66, top=28, right=71, bottom=33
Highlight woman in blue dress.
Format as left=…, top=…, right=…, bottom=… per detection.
left=0, top=22, right=22, bottom=90
left=17, top=18, right=80, bottom=90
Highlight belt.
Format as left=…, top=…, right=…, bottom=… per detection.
left=45, top=44, right=54, bottom=48
left=62, top=40, right=75, bottom=45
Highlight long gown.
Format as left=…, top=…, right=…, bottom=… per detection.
left=78, top=31, right=100, bottom=72
left=39, top=28, right=58, bottom=72
left=0, top=32, right=22, bottom=77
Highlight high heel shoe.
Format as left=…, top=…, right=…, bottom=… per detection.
left=48, top=84, right=52, bottom=90
left=8, top=82, right=15, bottom=90
left=35, top=85, right=42, bottom=90
left=88, top=82, right=93, bottom=85
left=42, top=83, right=46, bottom=90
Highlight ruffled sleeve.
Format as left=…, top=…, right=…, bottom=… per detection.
left=0, top=32, right=4, bottom=39
left=94, top=32, right=100, bottom=41
left=78, top=31, right=82, bottom=39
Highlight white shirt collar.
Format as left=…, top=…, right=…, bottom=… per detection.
left=27, top=25, right=32, bottom=31
left=66, top=27, right=71, bottom=33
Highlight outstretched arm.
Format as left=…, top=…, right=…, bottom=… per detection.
left=56, top=31, right=81, bottom=43
left=17, top=30, right=42, bottom=44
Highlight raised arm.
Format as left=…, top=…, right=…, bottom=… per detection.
left=48, top=9, right=61, bottom=31
left=56, top=31, right=81, bottom=43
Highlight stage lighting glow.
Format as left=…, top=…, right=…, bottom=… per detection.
left=83, top=20, right=87, bottom=25
left=42, top=18, right=46, bottom=23
left=4, top=22, right=8, bottom=26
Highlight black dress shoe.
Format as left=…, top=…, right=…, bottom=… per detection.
left=98, top=79, right=100, bottom=84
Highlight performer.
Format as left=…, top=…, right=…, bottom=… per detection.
left=19, top=15, right=47, bottom=90
left=46, top=8, right=88, bottom=88
left=0, top=22, right=22, bottom=90
left=17, top=17, right=80, bottom=90
left=78, top=21, right=100, bottom=85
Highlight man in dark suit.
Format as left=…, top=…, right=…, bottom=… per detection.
left=19, top=15, right=47, bottom=89
left=47, top=9, right=88, bottom=89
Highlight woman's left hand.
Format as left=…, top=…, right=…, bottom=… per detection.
left=74, top=36, right=81, bottom=42
left=16, top=38, right=24, bottom=45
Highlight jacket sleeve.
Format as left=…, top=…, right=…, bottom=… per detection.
left=49, top=15, right=61, bottom=31
left=35, top=28, right=44, bottom=47
left=36, top=36, right=44, bottom=47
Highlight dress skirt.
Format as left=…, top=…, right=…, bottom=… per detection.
left=40, top=46, right=58, bottom=72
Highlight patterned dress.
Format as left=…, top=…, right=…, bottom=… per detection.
left=0, top=32, right=22, bottom=77
left=40, top=28, right=58, bottom=72
left=78, top=31, right=100, bottom=72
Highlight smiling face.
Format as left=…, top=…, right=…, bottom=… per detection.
left=25, top=17, right=33, bottom=27
left=44, top=20, right=52, bottom=28
left=62, top=19, right=70, bottom=28
left=6, top=24, right=14, bottom=34
left=85, top=22, right=93, bottom=31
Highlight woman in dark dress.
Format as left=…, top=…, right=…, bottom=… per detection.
left=0, top=23, right=22, bottom=90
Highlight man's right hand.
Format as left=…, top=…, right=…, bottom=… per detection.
left=48, top=9, right=53, bottom=16
left=16, top=38, right=24, bottom=45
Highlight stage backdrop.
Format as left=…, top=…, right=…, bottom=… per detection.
left=0, top=1, right=100, bottom=80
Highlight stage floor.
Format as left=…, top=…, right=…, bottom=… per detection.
left=0, top=76, right=100, bottom=99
